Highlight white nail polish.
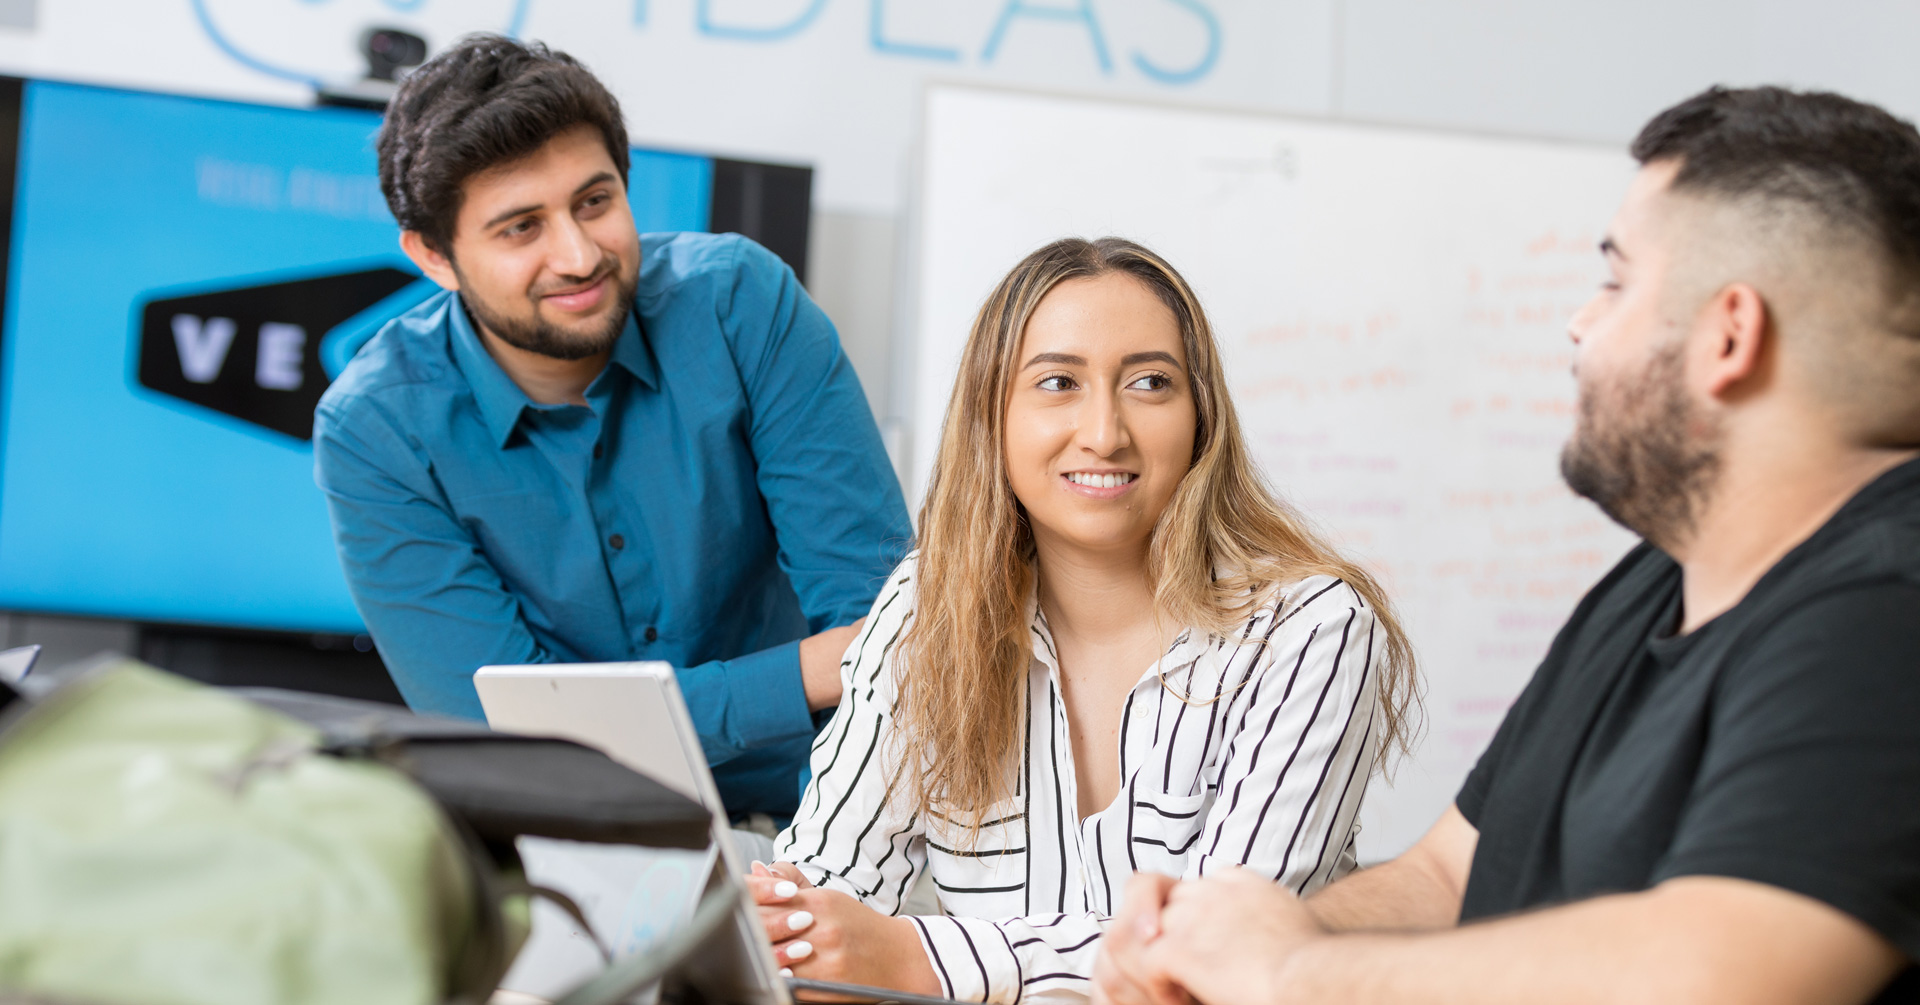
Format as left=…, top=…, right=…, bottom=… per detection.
left=786, top=940, right=813, bottom=961
left=787, top=911, right=815, bottom=932
left=773, top=880, right=799, bottom=899
left=781, top=968, right=794, bottom=978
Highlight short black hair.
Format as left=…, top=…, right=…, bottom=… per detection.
left=1631, top=86, right=1920, bottom=335
left=377, top=34, right=630, bottom=254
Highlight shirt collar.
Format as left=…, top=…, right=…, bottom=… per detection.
left=447, top=296, right=530, bottom=449
left=605, top=311, right=658, bottom=391
left=447, top=295, right=655, bottom=449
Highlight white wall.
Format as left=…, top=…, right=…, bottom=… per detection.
left=1337, top=0, right=1920, bottom=140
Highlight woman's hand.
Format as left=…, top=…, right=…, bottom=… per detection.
left=746, top=861, right=944, bottom=997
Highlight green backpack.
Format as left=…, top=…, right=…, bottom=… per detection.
left=0, top=657, right=713, bottom=1005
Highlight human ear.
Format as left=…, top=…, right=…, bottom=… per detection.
left=1695, top=282, right=1770, bottom=400
left=400, top=230, right=460, bottom=292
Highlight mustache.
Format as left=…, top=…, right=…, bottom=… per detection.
left=530, top=259, right=618, bottom=299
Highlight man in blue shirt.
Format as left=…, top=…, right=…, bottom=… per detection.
left=313, top=36, right=911, bottom=818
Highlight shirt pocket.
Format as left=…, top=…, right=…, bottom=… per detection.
left=1127, top=790, right=1212, bottom=878
left=924, top=795, right=1028, bottom=916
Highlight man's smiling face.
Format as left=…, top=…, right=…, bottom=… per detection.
left=438, top=123, right=642, bottom=360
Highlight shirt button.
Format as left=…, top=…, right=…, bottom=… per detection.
left=592, top=443, right=603, bottom=459
left=608, top=534, right=625, bottom=550
left=645, top=626, right=659, bottom=643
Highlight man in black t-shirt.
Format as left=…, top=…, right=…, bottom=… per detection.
left=1092, top=88, right=1920, bottom=1005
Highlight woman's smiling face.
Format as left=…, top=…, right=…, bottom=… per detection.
left=1003, top=272, right=1198, bottom=560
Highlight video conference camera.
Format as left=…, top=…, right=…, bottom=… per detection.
left=362, top=28, right=427, bottom=83
left=316, top=26, right=427, bottom=110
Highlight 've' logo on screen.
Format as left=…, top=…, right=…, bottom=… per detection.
left=134, top=267, right=420, bottom=440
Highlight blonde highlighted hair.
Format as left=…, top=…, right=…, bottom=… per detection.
left=899, top=237, right=1419, bottom=826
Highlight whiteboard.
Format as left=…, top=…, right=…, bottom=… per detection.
left=909, top=86, right=1641, bottom=860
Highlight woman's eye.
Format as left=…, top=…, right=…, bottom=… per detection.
left=1038, top=375, right=1077, bottom=392
left=1128, top=373, right=1173, bottom=391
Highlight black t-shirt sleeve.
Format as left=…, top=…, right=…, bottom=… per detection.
left=1654, top=583, right=1920, bottom=961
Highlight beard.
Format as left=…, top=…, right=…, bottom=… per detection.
left=459, top=259, right=638, bottom=361
left=1559, top=342, right=1723, bottom=550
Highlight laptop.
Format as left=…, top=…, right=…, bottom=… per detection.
left=476, top=662, right=965, bottom=1005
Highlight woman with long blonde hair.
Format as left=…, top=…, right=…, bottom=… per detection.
left=751, top=237, right=1418, bottom=1003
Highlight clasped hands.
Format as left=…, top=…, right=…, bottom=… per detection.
left=741, top=860, right=1322, bottom=1004
left=744, top=861, right=943, bottom=997
left=1093, top=868, right=1331, bottom=1005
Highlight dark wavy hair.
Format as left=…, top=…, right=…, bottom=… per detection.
left=376, top=34, right=630, bottom=255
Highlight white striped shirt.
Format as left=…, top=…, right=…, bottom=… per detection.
left=774, top=556, right=1382, bottom=1003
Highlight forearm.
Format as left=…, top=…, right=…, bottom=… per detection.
left=1274, top=895, right=1670, bottom=1005
left=1305, top=855, right=1463, bottom=933
left=1304, top=806, right=1474, bottom=933
left=1259, top=881, right=1896, bottom=1005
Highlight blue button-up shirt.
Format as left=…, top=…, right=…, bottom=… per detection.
left=313, top=233, right=912, bottom=816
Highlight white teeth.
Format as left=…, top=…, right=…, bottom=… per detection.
left=1067, top=472, right=1134, bottom=488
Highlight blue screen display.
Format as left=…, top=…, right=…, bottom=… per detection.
left=0, top=80, right=714, bottom=632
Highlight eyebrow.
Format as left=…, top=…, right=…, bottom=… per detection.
left=1021, top=350, right=1185, bottom=370
left=482, top=171, right=620, bottom=231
